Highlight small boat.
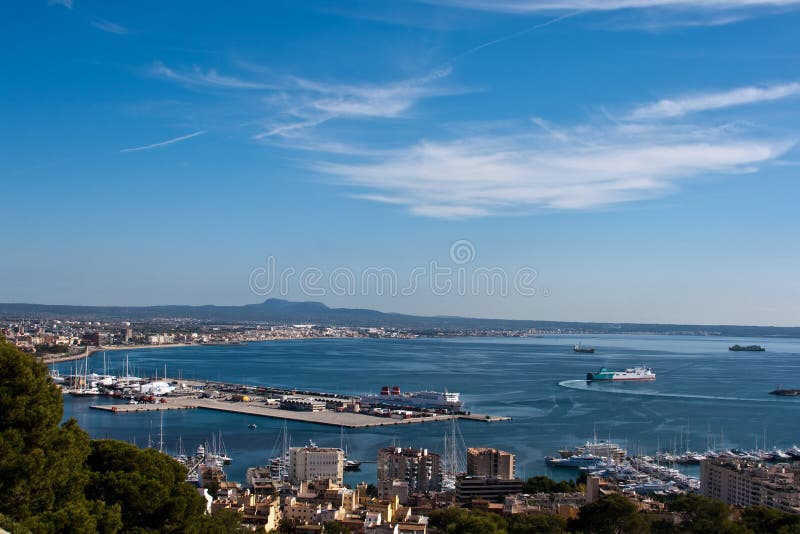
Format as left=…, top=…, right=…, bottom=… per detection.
left=573, top=342, right=595, bottom=354
left=786, top=445, right=800, bottom=459
left=774, top=449, right=792, bottom=461
left=340, top=426, right=362, bottom=471
left=344, top=459, right=362, bottom=471
left=769, top=388, right=800, bottom=396
left=546, top=453, right=604, bottom=468
left=248, top=423, right=258, bottom=429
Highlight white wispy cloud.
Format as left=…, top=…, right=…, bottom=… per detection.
left=255, top=67, right=456, bottom=138
left=298, top=68, right=452, bottom=118
left=426, top=0, right=800, bottom=27
left=151, top=62, right=275, bottom=90
left=91, top=18, right=129, bottom=35
left=313, top=122, right=793, bottom=218
left=427, top=0, right=800, bottom=13
left=151, top=62, right=457, bottom=138
left=120, top=130, right=207, bottom=153
left=629, top=82, right=800, bottom=120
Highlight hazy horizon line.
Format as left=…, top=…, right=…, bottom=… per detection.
left=1, top=298, right=797, bottom=330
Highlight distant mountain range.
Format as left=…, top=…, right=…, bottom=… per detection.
left=0, top=299, right=798, bottom=337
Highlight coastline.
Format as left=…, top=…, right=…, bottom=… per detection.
left=38, top=335, right=396, bottom=365
left=39, top=342, right=195, bottom=364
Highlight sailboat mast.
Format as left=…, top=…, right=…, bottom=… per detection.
left=159, top=411, right=164, bottom=453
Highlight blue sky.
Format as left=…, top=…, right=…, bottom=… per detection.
left=2, top=0, right=799, bottom=325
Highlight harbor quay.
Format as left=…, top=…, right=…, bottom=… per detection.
left=84, top=377, right=511, bottom=428
left=90, top=397, right=509, bottom=428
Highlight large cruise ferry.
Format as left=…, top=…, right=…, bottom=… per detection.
left=587, top=367, right=655, bottom=381
left=360, top=386, right=463, bottom=411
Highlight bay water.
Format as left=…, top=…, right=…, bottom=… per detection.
left=57, top=335, right=800, bottom=485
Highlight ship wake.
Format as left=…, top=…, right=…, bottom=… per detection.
left=557, top=380, right=773, bottom=403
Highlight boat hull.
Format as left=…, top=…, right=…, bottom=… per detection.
left=590, top=376, right=656, bottom=381
left=587, top=367, right=656, bottom=381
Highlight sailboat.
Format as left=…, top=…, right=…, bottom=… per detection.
left=174, top=436, right=188, bottom=465
left=69, top=355, right=100, bottom=395
left=217, top=431, right=233, bottom=465
left=341, top=426, right=362, bottom=471
left=269, top=422, right=290, bottom=480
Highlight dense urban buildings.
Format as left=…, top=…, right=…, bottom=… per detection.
left=701, top=458, right=800, bottom=513
left=0, top=318, right=419, bottom=356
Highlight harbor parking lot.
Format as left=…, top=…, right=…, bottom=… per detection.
left=91, top=397, right=510, bottom=428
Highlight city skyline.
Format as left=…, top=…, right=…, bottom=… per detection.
left=3, top=1, right=800, bottom=325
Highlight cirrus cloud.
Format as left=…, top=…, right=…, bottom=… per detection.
left=426, top=0, right=800, bottom=13
left=150, top=61, right=460, bottom=139
left=313, top=121, right=793, bottom=218
left=629, top=82, right=800, bottom=120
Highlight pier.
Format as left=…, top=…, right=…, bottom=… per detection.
left=91, top=397, right=511, bottom=428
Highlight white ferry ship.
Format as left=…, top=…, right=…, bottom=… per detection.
left=360, top=386, right=463, bottom=411
left=587, top=367, right=655, bottom=381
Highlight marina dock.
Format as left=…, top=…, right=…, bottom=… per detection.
left=91, top=397, right=511, bottom=428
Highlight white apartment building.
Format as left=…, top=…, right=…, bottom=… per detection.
left=289, top=442, right=344, bottom=485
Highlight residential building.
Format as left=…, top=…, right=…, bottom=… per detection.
left=211, top=488, right=281, bottom=531
left=466, top=447, right=515, bottom=480
left=289, top=442, right=344, bottom=485
left=455, top=475, right=524, bottom=502
left=377, top=447, right=441, bottom=501
left=700, top=458, right=800, bottom=514
left=503, top=492, right=585, bottom=518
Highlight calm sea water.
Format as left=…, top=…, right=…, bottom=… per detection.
left=56, top=335, right=800, bottom=485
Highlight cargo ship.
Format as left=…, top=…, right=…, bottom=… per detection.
left=729, top=344, right=765, bottom=352
left=573, top=342, right=595, bottom=354
left=587, top=367, right=655, bottom=381
left=360, top=386, right=463, bottom=411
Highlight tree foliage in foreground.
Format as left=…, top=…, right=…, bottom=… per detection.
left=569, top=494, right=650, bottom=534
left=741, top=505, right=800, bottom=534
left=522, top=476, right=579, bottom=494
left=428, top=491, right=800, bottom=534
left=429, top=507, right=567, bottom=534
left=0, top=337, right=242, bottom=533
left=665, top=493, right=749, bottom=534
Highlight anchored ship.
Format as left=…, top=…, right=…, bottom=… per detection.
left=729, top=344, right=765, bottom=352
left=587, top=367, right=655, bottom=381
left=573, top=342, right=595, bottom=354
left=360, top=386, right=463, bottom=411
